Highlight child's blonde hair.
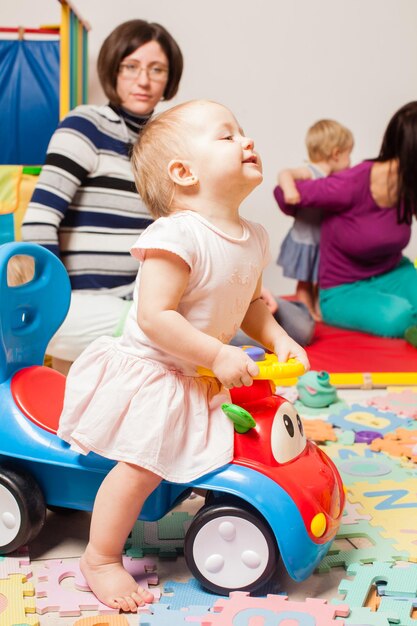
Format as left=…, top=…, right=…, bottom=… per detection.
left=132, top=101, right=198, bottom=219
left=306, top=119, right=353, bottom=162
left=7, top=255, right=34, bottom=286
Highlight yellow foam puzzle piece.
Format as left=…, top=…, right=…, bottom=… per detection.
left=0, top=574, right=38, bottom=626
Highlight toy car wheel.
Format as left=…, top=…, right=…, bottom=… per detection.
left=0, top=464, right=46, bottom=554
left=184, top=501, right=279, bottom=595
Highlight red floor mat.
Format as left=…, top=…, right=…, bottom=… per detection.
left=305, top=322, right=417, bottom=386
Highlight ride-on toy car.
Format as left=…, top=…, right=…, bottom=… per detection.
left=0, top=242, right=344, bottom=595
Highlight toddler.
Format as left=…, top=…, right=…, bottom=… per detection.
left=58, top=100, right=309, bottom=612
left=277, top=119, right=354, bottom=320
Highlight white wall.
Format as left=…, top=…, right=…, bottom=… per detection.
left=4, top=0, right=417, bottom=292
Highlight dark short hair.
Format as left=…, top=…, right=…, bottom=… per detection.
left=97, top=20, right=183, bottom=106
left=377, top=101, right=417, bottom=224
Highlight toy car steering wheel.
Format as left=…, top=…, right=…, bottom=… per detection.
left=198, top=345, right=305, bottom=383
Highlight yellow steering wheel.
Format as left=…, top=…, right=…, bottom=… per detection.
left=198, top=347, right=305, bottom=384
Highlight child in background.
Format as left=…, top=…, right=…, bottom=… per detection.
left=58, top=100, right=309, bottom=612
left=277, top=119, right=354, bottom=320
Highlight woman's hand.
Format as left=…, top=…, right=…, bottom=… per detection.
left=211, top=344, right=260, bottom=389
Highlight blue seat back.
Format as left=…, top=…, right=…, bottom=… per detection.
left=0, top=242, right=70, bottom=383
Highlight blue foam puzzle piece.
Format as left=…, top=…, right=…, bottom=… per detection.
left=139, top=603, right=211, bottom=626
left=161, top=578, right=222, bottom=610
left=329, top=404, right=410, bottom=434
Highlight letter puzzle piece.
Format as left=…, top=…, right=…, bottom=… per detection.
left=0, top=547, right=31, bottom=580
left=319, top=443, right=415, bottom=486
left=329, top=404, right=409, bottom=434
left=125, top=511, right=193, bottom=559
left=140, top=605, right=212, bottom=626
left=161, top=579, right=223, bottom=610
left=317, top=520, right=407, bottom=573
left=35, top=556, right=159, bottom=616
left=72, top=617, right=130, bottom=626
left=347, top=477, right=417, bottom=558
left=188, top=593, right=350, bottom=626
left=378, top=596, right=417, bottom=626
left=0, top=573, right=38, bottom=626
left=367, top=389, right=417, bottom=419
left=343, top=606, right=393, bottom=625
left=342, top=501, right=372, bottom=525
left=337, top=561, right=417, bottom=611
left=301, top=419, right=338, bottom=443
left=370, top=428, right=417, bottom=464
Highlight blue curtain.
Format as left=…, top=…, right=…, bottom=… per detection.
left=0, top=39, right=59, bottom=165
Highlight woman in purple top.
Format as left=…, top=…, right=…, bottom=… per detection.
left=274, top=101, right=417, bottom=344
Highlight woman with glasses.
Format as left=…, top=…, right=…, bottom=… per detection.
left=22, top=20, right=183, bottom=374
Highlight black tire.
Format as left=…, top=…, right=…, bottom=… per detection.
left=0, top=464, right=46, bottom=554
left=184, top=501, right=279, bottom=595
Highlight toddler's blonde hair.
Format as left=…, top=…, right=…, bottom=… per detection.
left=132, top=101, right=199, bottom=218
left=306, top=119, right=353, bottom=162
left=7, top=255, right=35, bottom=286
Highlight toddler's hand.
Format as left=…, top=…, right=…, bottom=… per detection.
left=274, top=334, right=310, bottom=373
left=211, top=345, right=259, bottom=389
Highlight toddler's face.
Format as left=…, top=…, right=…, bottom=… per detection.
left=184, top=102, right=263, bottom=192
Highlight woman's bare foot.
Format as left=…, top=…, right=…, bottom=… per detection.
left=80, top=546, right=155, bottom=612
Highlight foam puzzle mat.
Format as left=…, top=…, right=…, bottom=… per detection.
left=1, top=384, right=417, bottom=626
left=305, top=322, right=417, bottom=387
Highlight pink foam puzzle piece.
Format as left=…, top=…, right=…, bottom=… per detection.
left=72, top=616, right=130, bottom=625
left=0, top=546, right=32, bottom=580
left=75, top=555, right=160, bottom=602
left=36, top=557, right=159, bottom=617
left=187, top=592, right=350, bottom=626
left=36, top=559, right=118, bottom=616
left=342, top=501, right=372, bottom=525
left=368, top=389, right=417, bottom=419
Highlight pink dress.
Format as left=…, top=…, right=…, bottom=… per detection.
left=58, top=211, right=270, bottom=482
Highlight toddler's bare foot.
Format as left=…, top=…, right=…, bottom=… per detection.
left=80, top=547, right=154, bottom=612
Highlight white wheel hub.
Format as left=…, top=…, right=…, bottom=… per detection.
left=192, top=515, right=270, bottom=588
left=0, top=484, right=21, bottom=546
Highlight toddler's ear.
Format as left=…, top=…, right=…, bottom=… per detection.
left=167, top=159, right=198, bottom=186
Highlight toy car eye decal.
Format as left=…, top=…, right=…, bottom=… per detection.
left=283, top=413, right=294, bottom=437
left=297, top=414, right=304, bottom=437
left=271, top=401, right=306, bottom=464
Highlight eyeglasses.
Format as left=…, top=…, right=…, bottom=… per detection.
left=118, top=61, right=168, bottom=83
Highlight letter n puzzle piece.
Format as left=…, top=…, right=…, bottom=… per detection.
left=0, top=574, right=38, bottom=626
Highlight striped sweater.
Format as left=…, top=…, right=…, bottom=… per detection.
left=22, top=104, right=153, bottom=297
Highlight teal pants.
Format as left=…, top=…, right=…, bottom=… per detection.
left=319, top=257, right=417, bottom=338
